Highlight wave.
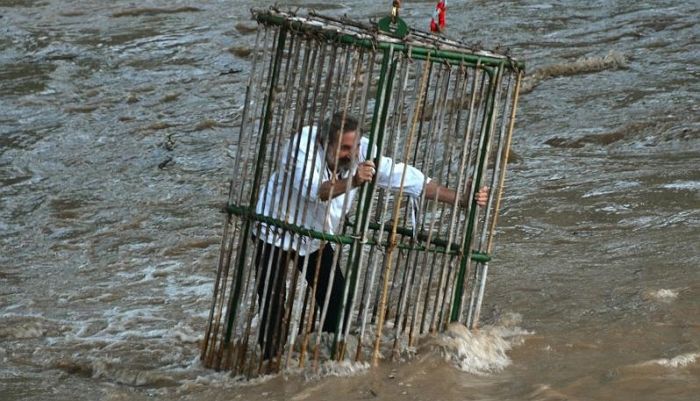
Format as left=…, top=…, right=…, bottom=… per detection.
left=543, top=119, right=699, bottom=149
left=641, top=352, right=699, bottom=369
left=0, top=314, right=69, bottom=340
left=420, top=313, right=531, bottom=375
left=522, top=51, right=629, bottom=94
left=642, top=288, right=680, bottom=303
left=111, top=7, right=202, bottom=18
left=52, top=358, right=177, bottom=386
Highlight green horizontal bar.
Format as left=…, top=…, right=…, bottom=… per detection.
left=227, top=204, right=354, bottom=245
left=254, top=12, right=525, bottom=71
left=227, top=204, right=490, bottom=262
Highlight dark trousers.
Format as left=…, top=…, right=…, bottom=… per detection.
left=254, top=239, right=346, bottom=359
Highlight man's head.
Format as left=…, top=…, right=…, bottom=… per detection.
left=320, top=111, right=360, bottom=174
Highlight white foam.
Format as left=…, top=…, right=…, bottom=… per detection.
left=645, top=288, right=679, bottom=302
left=428, top=314, right=531, bottom=375
left=168, top=322, right=203, bottom=344
left=305, top=360, right=370, bottom=380
left=178, top=369, right=273, bottom=391
left=86, top=358, right=178, bottom=387
left=643, top=353, right=699, bottom=368
left=0, top=314, right=71, bottom=340
left=1, top=323, right=45, bottom=339
left=582, top=181, right=640, bottom=198
left=660, top=181, right=700, bottom=191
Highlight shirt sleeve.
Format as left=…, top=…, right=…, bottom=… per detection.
left=361, top=137, right=429, bottom=198
left=288, top=127, right=323, bottom=201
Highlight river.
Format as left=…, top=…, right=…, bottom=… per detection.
left=1, top=1, right=698, bottom=400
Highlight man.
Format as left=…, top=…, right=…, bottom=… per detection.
left=253, top=111, right=488, bottom=359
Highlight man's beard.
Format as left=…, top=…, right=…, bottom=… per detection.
left=334, top=156, right=355, bottom=176
left=339, top=156, right=353, bottom=171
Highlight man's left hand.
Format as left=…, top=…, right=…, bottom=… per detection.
left=461, top=186, right=489, bottom=208
left=474, top=186, right=489, bottom=207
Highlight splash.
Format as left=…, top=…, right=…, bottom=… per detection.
left=642, top=352, right=699, bottom=369
left=422, top=313, right=531, bottom=375
left=661, top=181, right=700, bottom=191
left=643, top=288, right=680, bottom=303
left=304, top=360, right=370, bottom=380
left=0, top=314, right=70, bottom=340
left=522, top=51, right=628, bottom=94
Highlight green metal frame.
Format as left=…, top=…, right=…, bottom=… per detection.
left=228, top=11, right=522, bottom=335
left=449, top=63, right=503, bottom=322
left=254, top=12, right=525, bottom=71
left=225, top=204, right=491, bottom=262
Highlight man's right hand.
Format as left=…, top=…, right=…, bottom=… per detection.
left=353, top=161, right=376, bottom=187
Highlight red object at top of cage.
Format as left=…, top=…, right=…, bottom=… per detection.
left=430, top=0, right=447, bottom=33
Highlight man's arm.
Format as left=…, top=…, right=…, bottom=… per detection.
left=423, top=179, right=489, bottom=208
left=317, top=161, right=375, bottom=201
left=318, top=177, right=354, bottom=201
left=367, top=145, right=489, bottom=208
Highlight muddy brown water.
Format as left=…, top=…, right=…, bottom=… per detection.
left=1, top=1, right=698, bottom=400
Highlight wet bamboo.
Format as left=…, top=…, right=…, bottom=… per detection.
left=342, top=45, right=397, bottom=362
left=220, top=25, right=288, bottom=374
left=432, top=78, right=462, bottom=332
left=464, top=66, right=503, bottom=327
left=451, top=65, right=492, bottom=323
left=223, top=29, right=276, bottom=370
left=333, top=48, right=374, bottom=361
left=298, top=40, right=342, bottom=365
left=263, top=32, right=310, bottom=369
left=416, top=61, right=450, bottom=334
left=386, top=60, right=424, bottom=352
left=394, top=60, right=448, bottom=348
left=312, top=48, right=361, bottom=361
left=208, top=26, right=274, bottom=369
left=469, top=69, right=521, bottom=329
left=415, top=60, right=443, bottom=335
left=372, top=54, right=431, bottom=366
left=428, top=63, right=456, bottom=333
left=315, top=49, right=361, bottom=349
left=348, top=47, right=379, bottom=336
left=434, top=64, right=472, bottom=331
left=282, top=39, right=324, bottom=368
left=236, top=31, right=303, bottom=375
left=202, top=213, right=235, bottom=367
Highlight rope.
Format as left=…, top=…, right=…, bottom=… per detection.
left=392, top=0, right=401, bottom=22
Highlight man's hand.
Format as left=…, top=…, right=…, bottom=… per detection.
left=474, top=186, right=489, bottom=207
left=460, top=186, right=490, bottom=208
left=352, top=160, right=375, bottom=187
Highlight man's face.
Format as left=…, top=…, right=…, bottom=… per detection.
left=326, top=130, right=360, bottom=174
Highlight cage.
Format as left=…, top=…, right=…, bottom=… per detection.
left=201, top=7, right=524, bottom=376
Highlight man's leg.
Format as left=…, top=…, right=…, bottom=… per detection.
left=254, top=239, right=290, bottom=359
left=302, top=244, right=347, bottom=334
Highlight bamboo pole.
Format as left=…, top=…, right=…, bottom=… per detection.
left=372, top=54, right=431, bottom=366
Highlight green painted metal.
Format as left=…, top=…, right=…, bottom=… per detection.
left=253, top=12, right=524, bottom=71
left=223, top=26, right=288, bottom=345
left=225, top=204, right=491, bottom=263
left=377, top=15, right=409, bottom=38
left=334, top=46, right=399, bottom=353
left=449, top=63, right=503, bottom=323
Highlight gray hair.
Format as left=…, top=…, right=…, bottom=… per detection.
left=318, top=111, right=359, bottom=146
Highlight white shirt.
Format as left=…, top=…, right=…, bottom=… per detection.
left=255, top=126, right=427, bottom=255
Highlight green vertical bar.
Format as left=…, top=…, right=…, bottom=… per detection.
left=450, top=65, right=499, bottom=323
left=223, top=27, right=288, bottom=344
left=333, top=46, right=397, bottom=351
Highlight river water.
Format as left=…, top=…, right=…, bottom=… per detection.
left=1, top=0, right=698, bottom=400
